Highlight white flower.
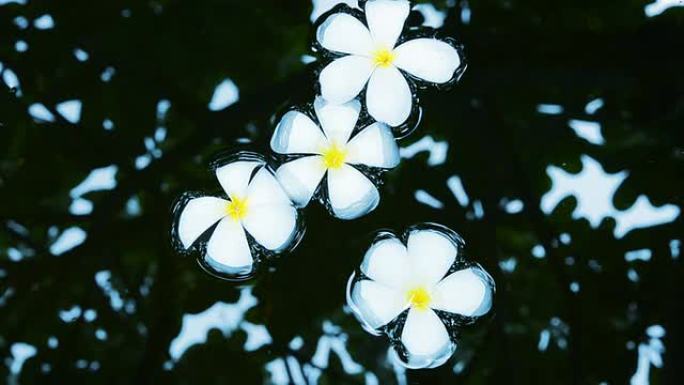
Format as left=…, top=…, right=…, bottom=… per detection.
left=176, top=156, right=300, bottom=278
left=316, top=0, right=462, bottom=127
left=271, top=96, right=400, bottom=220
left=347, top=225, right=494, bottom=369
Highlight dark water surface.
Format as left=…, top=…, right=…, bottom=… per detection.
left=1, top=0, right=683, bottom=384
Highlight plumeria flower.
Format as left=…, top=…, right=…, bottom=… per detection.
left=347, top=224, right=494, bottom=368
left=175, top=154, right=301, bottom=279
left=315, top=0, right=463, bottom=127
left=271, top=96, right=400, bottom=220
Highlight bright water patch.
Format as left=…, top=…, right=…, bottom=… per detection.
left=460, top=1, right=472, bottom=24
left=13, top=16, right=28, bottom=29
left=670, top=239, right=681, bottom=259
left=168, top=287, right=257, bottom=361
left=537, top=317, right=569, bottom=351
left=9, top=343, right=36, bottom=375
left=208, top=78, right=239, bottom=111
left=50, top=227, right=87, bottom=255
left=34, top=14, right=55, bottom=29
left=499, top=257, right=517, bottom=273
left=73, top=48, right=89, bottom=62
left=267, top=320, right=369, bottom=384
left=15, top=40, right=28, bottom=52
left=0, top=286, right=15, bottom=306
left=102, top=118, right=114, bottom=130
left=645, top=0, right=684, bottom=17
left=569, top=282, right=580, bottom=293
left=59, top=305, right=82, bottom=322
left=542, top=155, right=680, bottom=237
left=585, top=98, right=604, bottom=114
left=100, top=66, right=115, bottom=82
left=71, top=166, right=118, bottom=197
left=531, top=244, right=546, bottom=259
left=2, top=66, right=20, bottom=90
left=630, top=325, right=666, bottom=385
left=625, top=249, right=652, bottom=262
left=612, top=196, right=679, bottom=238
left=56, top=100, right=82, bottom=123
left=568, top=119, right=604, bottom=145
left=413, top=3, right=447, bottom=28
left=300, top=54, right=317, bottom=64
left=28, top=103, right=55, bottom=122
left=536, top=103, right=563, bottom=115
left=400, top=135, right=448, bottom=166
left=472, top=200, right=484, bottom=219
left=69, top=198, right=93, bottom=215
left=94, top=270, right=124, bottom=311
left=447, top=175, right=469, bottom=207
left=126, top=196, right=142, bottom=216
left=503, top=198, right=524, bottom=214
left=69, top=165, right=118, bottom=215
left=0, top=0, right=27, bottom=5
left=414, top=190, right=444, bottom=209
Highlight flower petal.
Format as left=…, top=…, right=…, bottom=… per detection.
left=275, top=156, right=327, bottom=207
left=346, top=122, right=400, bottom=168
left=205, top=217, right=253, bottom=274
left=366, top=66, right=412, bottom=127
left=314, top=96, right=361, bottom=144
left=432, top=266, right=493, bottom=317
left=271, top=111, right=326, bottom=155
left=246, top=167, right=292, bottom=207
left=406, top=229, right=457, bottom=285
left=215, top=161, right=261, bottom=199
left=364, top=0, right=410, bottom=49
left=317, top=13, right=373, bottom=56
left=351, top=279, right=406, bottom=329
left=327, top=164, right=379, bottom=219
left=360, top=236, right=410, bottom=289
left=243, top=204, right=298, bottom=251
left=401, top=308, right=452, bottom=364
left=320, top=55, right=374, bottom=104
left=177, top=197, right=228, bottom=249
left=394, top=38, right=461, bottom=84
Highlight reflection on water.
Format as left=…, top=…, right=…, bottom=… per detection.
left=168, top=287, right=264, bottom=362
left=208, top=79, right=240, bottom=111
left=631, top=325, right=666, bottom=385
left=542, top=155, right=680, bottom=238
left=1, top=0, right=682, bottom=383
left=644, top=0, right=684, bottom=16
left=399, top=135, right=448, bottom=166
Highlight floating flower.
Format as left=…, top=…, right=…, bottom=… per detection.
left=347, top=224, right=494, bottom=368
left=174, top=153, right=302, bottom=279
left=315, top=0, right=464, bottom=127
left=271, top=97, right=400, bottom=220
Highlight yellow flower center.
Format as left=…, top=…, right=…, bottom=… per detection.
left=373, top=47, right=395, bottom=68
left=406, top=286, right=432, bottom=311
left=225, top=196, right=248, bottom=221
left=321, top=142, right=347, bottom=170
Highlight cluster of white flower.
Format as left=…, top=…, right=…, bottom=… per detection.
left=174, top=0, right=465, bottom=278
left=173, top=1, right=491, bottom=369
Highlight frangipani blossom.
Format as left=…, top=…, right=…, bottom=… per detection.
left=347, top=224, right=494, bottom=368
left=271, top=97, right=400, bottom=220
left=175, top=154, right=301, bottom=279
left=315, top=0, right=463, bottom=127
